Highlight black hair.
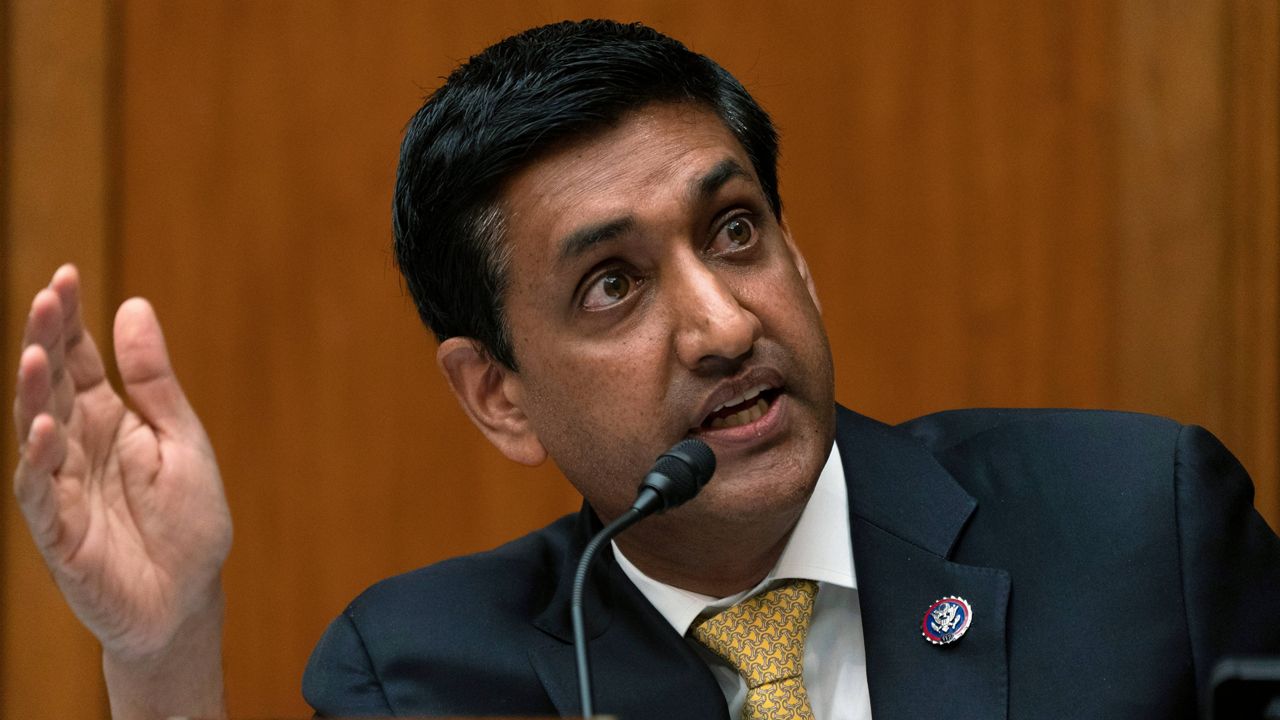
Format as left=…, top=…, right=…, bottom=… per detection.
left=393, top=19, right=781, bottom=369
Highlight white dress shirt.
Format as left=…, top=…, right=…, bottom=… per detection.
left=613, top=444, right=872, bottom=719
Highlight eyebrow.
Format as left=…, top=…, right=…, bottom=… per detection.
left=555, top=158, right=754, bottom=264
left=692, top=158, right=752, bottom=203
left=557, top=217, right=636, bottom=264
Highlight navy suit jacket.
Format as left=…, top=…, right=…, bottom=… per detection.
left=303, top=407, right=1280, bottom=718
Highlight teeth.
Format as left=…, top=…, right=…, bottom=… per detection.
left=710, top=384, right=771, bottom=414
left=709, top=398, right=769, bottom=429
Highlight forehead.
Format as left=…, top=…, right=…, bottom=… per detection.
left=498, top=103, right=756, bottom=254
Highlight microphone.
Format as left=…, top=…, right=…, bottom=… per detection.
left=630, top=438, right=717, bottom=517
left=571, top=438, right=716, bottom=719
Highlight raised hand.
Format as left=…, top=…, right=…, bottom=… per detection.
left=12, top=264, right=231, bottom=717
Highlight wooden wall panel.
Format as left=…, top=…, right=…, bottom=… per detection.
left=1113, top=0, right=1278, bottom=517
left=1222, top=0, right=1280, bottom=521
left=1, top=1, right=112, bottom=717
left=3, top=1, right=1277, bottom=717
left=783, top=2, right=1122, bottom=412
left=114, top=4, right=593, bottom=715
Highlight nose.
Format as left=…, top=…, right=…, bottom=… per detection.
left=670, top=255, right=762, bottom=373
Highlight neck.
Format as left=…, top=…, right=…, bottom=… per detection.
left=610, top=503, right=805, bottom=598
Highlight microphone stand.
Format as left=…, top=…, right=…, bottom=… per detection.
left=571, top=507, right=642, bottom=720
left=570, top=438, right=714, bottom=719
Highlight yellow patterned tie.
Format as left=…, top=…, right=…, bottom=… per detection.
left=691, top=579, right=819, bottom=720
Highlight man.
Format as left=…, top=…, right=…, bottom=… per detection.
left=12, top=19, right=1280, bottom=720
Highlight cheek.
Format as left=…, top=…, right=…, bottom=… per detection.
left=538, top=327, right=667, bottom=393
left=735, top=263, right=823, bottom=331
left=518, top=345, right=680, bottom=517
left=517, top=332, right=673, bottom=456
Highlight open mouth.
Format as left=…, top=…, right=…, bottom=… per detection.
left=700, top=384, right=783, bottom=430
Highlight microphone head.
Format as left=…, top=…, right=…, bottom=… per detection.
left=642, top=438, right=716, bottom=510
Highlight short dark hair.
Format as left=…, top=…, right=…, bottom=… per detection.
left=393, top=19, right=781, bottom=369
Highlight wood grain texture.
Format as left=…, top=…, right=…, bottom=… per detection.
left=1222, top=0, right=1279, bottom=523
left=2, top=2, right=1276, bottom=717
left=1, top=0, right=112, bottom=717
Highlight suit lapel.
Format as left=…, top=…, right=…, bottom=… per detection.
left=526, top=407, right=1010, bottom=720
left=528, top=506, right=729, bottom=720
left=837, top=406, right=1010, bottom=720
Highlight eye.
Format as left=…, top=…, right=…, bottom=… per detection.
left=709, top=215, right=757, bottom=255
left=581, top=269, right=639, bottom=311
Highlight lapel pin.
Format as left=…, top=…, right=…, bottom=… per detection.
left=922, top=596, right=972, bottom=646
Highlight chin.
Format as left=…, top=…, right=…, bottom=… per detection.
left=692, top=452, right=822, bottom=522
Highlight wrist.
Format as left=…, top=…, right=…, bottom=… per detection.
left=102, top=585, right=227, bottom=720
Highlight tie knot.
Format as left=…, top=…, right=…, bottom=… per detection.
left=691, top=579, right=819, bottom=690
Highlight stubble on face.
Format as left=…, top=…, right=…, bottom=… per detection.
left=495, top=103, right=836, bottom=571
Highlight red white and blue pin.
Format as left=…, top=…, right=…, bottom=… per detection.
left=922, top=596, right=972, bottom=645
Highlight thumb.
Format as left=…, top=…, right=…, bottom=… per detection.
left=114, top=298, right=198, bottom=435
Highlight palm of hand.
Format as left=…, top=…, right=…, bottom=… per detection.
left=15, top=266, right=232, bottom=663
left=56, top=384, right=230, bottom=659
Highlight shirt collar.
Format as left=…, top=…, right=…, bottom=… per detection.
left=612, top=441, right=854, bottom=635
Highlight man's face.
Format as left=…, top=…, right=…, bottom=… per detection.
left=498, top=102, right=836, bottom=526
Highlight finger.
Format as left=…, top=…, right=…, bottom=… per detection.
left=14, top=414, right=70, bottom=551
left=23, top=288, right=65, bottom=383
left=22, top=287, right=78, bottom=422
left=114, top=298, right=198, bottom=435
left=13, top=345, right=53, bottom=447
left=48, top=264, right=107, bottom=392
left=22, top=287, right=61, bottom=349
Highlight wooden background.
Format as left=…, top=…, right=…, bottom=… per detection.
left=3, top=1, right=1277, bottom=717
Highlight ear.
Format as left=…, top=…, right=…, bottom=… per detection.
left=779, top=217, right=821, bottom=313
left=437, top=337, right=547, bottom=466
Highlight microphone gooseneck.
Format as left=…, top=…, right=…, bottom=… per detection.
left=571, top=438, right=717, bottom=719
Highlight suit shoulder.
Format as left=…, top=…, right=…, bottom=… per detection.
left=897, top=407, right=1182, bottom=454
left=304, top=512, right=581, bottom=715
left=344, top=511, right=577, bottom=630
